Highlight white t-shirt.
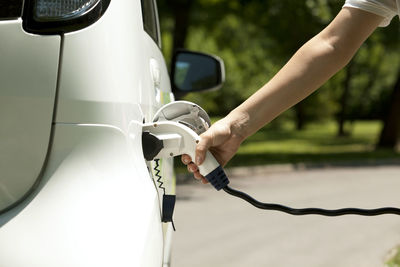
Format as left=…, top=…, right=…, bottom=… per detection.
left=343, top=0, right=400, bottom=26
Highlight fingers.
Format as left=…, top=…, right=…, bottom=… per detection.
left=194, top=171, right=208, bottom=184
left=181, top=154, right=208, bottom=184
left=181, top=119, right=233, bottom=184
left=187, top=163, right=207, bottom=182
left=181, top=154, right=192, bottom=165
left=189, top=164, right=209, bottom=184
left=187, top=162, right=198, bottom=173
left=195, top=132, right=213, bottom=166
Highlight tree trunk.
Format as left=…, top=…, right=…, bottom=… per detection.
left=355, top=63, right=380, bottom=119
left=378, top=68, right=400, bottom=151
left=337, top=62, right=354, bottom=136
left=171, top=0, right=193, bottom=54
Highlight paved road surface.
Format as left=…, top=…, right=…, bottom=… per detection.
left=171, top=166, right=400, bottom=267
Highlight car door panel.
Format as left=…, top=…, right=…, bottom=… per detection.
left=0, top=20, right=60, bottom=213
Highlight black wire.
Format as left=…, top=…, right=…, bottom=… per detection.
left=154, top=159, right=165, bottom=195
left=223, top=185, right=400, bottom=216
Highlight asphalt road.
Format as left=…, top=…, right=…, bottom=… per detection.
left=171, top=165, right=400, bottom=267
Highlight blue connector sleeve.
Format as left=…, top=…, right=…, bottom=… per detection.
left=205, top=165, right=230, bottom=191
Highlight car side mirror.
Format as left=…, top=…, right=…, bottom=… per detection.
left=171, top=50, right=225, bottom=96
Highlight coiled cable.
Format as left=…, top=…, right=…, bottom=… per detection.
left=154, top=159, right=166, bottom=194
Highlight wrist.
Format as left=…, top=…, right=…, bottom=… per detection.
left=225, top=109, right=250, bottom=142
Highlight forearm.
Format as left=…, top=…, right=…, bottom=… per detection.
left=230, top=34, right=349, bottom=138
left=226, top=7, right=382, bottom=140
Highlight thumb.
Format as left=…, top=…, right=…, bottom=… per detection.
left=195, top=131, right=213, bottom=166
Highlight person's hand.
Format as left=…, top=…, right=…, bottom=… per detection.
left=181, top=116, right=245, bottom=183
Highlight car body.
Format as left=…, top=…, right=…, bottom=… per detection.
left=0, top=1, right=224, bottom=266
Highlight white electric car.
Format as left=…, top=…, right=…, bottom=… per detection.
left=0, top=0, right=224, bottom=266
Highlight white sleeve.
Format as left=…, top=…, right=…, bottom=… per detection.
left=343, top=0, right=399, bottom=27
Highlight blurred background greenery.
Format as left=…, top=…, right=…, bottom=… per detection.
left=157, top=0, right=400, bottom=168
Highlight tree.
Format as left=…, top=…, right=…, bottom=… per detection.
left=158, top=0, right=399, bottom=137
left=378, top=67, right=400, bottom=151
left=158, top=0, right=194, bottom=55
left=337, top=61, right=354, bottom=136
left=376, top=19, right=400, bottom=151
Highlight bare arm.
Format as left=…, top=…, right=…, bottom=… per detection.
left=184, top=7, right=384, bottom=182
left=228, top=7, right=384, bottom=139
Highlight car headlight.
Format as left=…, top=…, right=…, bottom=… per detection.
left=23, top=0, right=110, bottom=34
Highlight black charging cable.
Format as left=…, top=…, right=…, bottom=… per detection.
left=205, top=166, right=400, bottom=216
left=223, top=185, right=400, bottom=216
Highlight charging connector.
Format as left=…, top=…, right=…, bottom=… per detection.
left=205, top=165, right=229, bottom=191
left=143, top=101, right=400, bottom=217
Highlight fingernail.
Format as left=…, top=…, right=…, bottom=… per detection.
left=183, top=158, right=190, bottom=164
left=196, top=156, right=202, bottom=165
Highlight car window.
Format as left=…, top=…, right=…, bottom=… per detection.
left=141, top=0, right=160, bottom=47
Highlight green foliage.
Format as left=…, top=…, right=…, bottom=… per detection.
left=342, top=25, right=400, bottom=120
left=159, top=0, right=400, bottom=126
left=182, top=17, right=278, bottom=115
left=226, top=120, right=400, bottom=167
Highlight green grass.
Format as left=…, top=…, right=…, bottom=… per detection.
left=228, top=120, right=400, bottom=166
left=175, top=120, right=400, bottom=172
left=386, top=247, right=400, bottom=267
